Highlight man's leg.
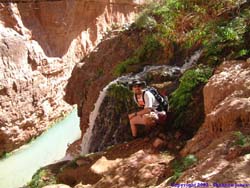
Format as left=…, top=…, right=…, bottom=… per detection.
left=129, top=113, right=145, bottom=137
left=144, top=112, right=158, bottom=127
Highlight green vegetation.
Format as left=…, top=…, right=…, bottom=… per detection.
left=171, top=154, right=198, bottom=181
left=112, top=0, right=250, bottom=132
left=134, top=13, right=157, bottom=30
left=170, top=66, right=212, bottom=113
left=0, top=151, right=12, bottom=159
left=169, top=66, right=212, bottom=128
left=107, top=83, right=133, bottom=101
left=133, top=0, right=250, bottom=64
left=114, top=35, right=163, bottom=76
left=26, top=168, right=57, bottom=188
left=107, top=83, right=136, bottom=112
left=59, top=160, right=79, bottom=172
left=234, top=131, right=250, bottom=147
left=114, top=0, right=250, bottom=78
left=203, top=9, right=250, bottom=65
left=114, top=57, right=138, bottom=77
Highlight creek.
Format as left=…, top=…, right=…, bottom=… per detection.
left=0, top=108, right=80, bottom=188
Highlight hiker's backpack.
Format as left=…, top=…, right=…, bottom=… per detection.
left=135, top=87, right=169, bottom=112
left=145, top=87, right=169, bottom=112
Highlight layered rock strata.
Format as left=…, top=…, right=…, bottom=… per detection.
left=0, top=0, right=141, bottom=155
left=177, top=132, right=250, bottom=184
left=154, top=59, right=250, bottom=185
left=181, top=60, right=250, bottom=156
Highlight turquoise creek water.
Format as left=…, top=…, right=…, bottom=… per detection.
left=0, top=108, right=81, bottom=188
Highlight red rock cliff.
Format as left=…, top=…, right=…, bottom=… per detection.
left=176, top=60, right=250, bottom=184
left=181, top=59, right=250, bottom=157
left=0, top=0, right=141, bottom=155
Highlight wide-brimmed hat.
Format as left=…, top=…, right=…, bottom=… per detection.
left=129, top=79, right=146, bottom=89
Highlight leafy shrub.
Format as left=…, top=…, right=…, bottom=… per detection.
left=134, top=13, right=157, bottom=30
left=27, top=169, right=57, bottom=188
left=114, top=35, right=162, bottom=76
left=203, top=9, right=250, bottom=65
left=136, top=0, right=250, bottom=62
left=136, top=35, right=162, bottom=62
left=108, top=83, right=133, bottom=101
left=172, top=154, right=198, bottom=181
left=107, top=83, right=136, bottom=112
left=169, top=66, right=212, bottom=115
left=234, top=131, right=250, bottom=147
left=0, top=151, right=12, bottom=159
left=183, top=26, right=209, bottom=49
left=114, top=57, right=139, bottom=76
left=152, top=0, right=183, bottom=19
left=183, top=154, right=198, bottom=168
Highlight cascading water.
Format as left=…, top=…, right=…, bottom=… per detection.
left=80, top=66, right=180, bottom=154
left=81, top=50, right=203, bottom=154
left=81, top=79, right=122, bottom=154
left=181, top=49, right=203, bottom=72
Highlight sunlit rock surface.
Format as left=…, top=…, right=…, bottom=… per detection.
left=178, top=60, right=250, bottom=183
left=178, top=132, right=250, bottom=184
left=181, top=60, right=250, bottom=156
left=56, top=140, right=174, bottom=188
left=0, top=0, right=141, bottom=155
left=86, top=150, right=173, bottom=188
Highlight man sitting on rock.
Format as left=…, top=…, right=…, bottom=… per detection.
left=128, top=80, right=167, bottom=138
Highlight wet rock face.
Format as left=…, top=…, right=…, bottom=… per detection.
left=87, top=66, right=183, bottom=154
left=88, top=90, right=135, bottom=153
left=0, top=0, right=140, bottom=155
left=181, top=60, right=250, bottom=156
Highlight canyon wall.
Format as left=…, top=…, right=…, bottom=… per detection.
left=176, top=60, right=250, bottom=184
left=181, top=59, right=250, bottom=157
left=0, top=0, right=141, bottom=155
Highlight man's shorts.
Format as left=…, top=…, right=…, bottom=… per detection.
left=143, top=111, right=167, bottom=126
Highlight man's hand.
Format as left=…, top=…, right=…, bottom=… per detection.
left=129, top=112, right=137, bottom=120
left=129, top=108, right=152, bottom=120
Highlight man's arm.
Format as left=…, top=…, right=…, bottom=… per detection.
left=129, top=91, right=154, bottom=120
left=129, top=108, right=151, bottom=120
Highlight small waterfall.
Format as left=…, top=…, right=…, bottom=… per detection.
left=81, top=65, right=182, bottom=154
left=80, top=56, right=204, bottom=155
left=81, top=79, right=121, bottom=154
left=117, top=65, right=181, bottom=84
left=80, top=51, right=203, bottom=155
left=181, top=49, right=203, bottom=72
left=80, top=74, right=142, bottom=154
